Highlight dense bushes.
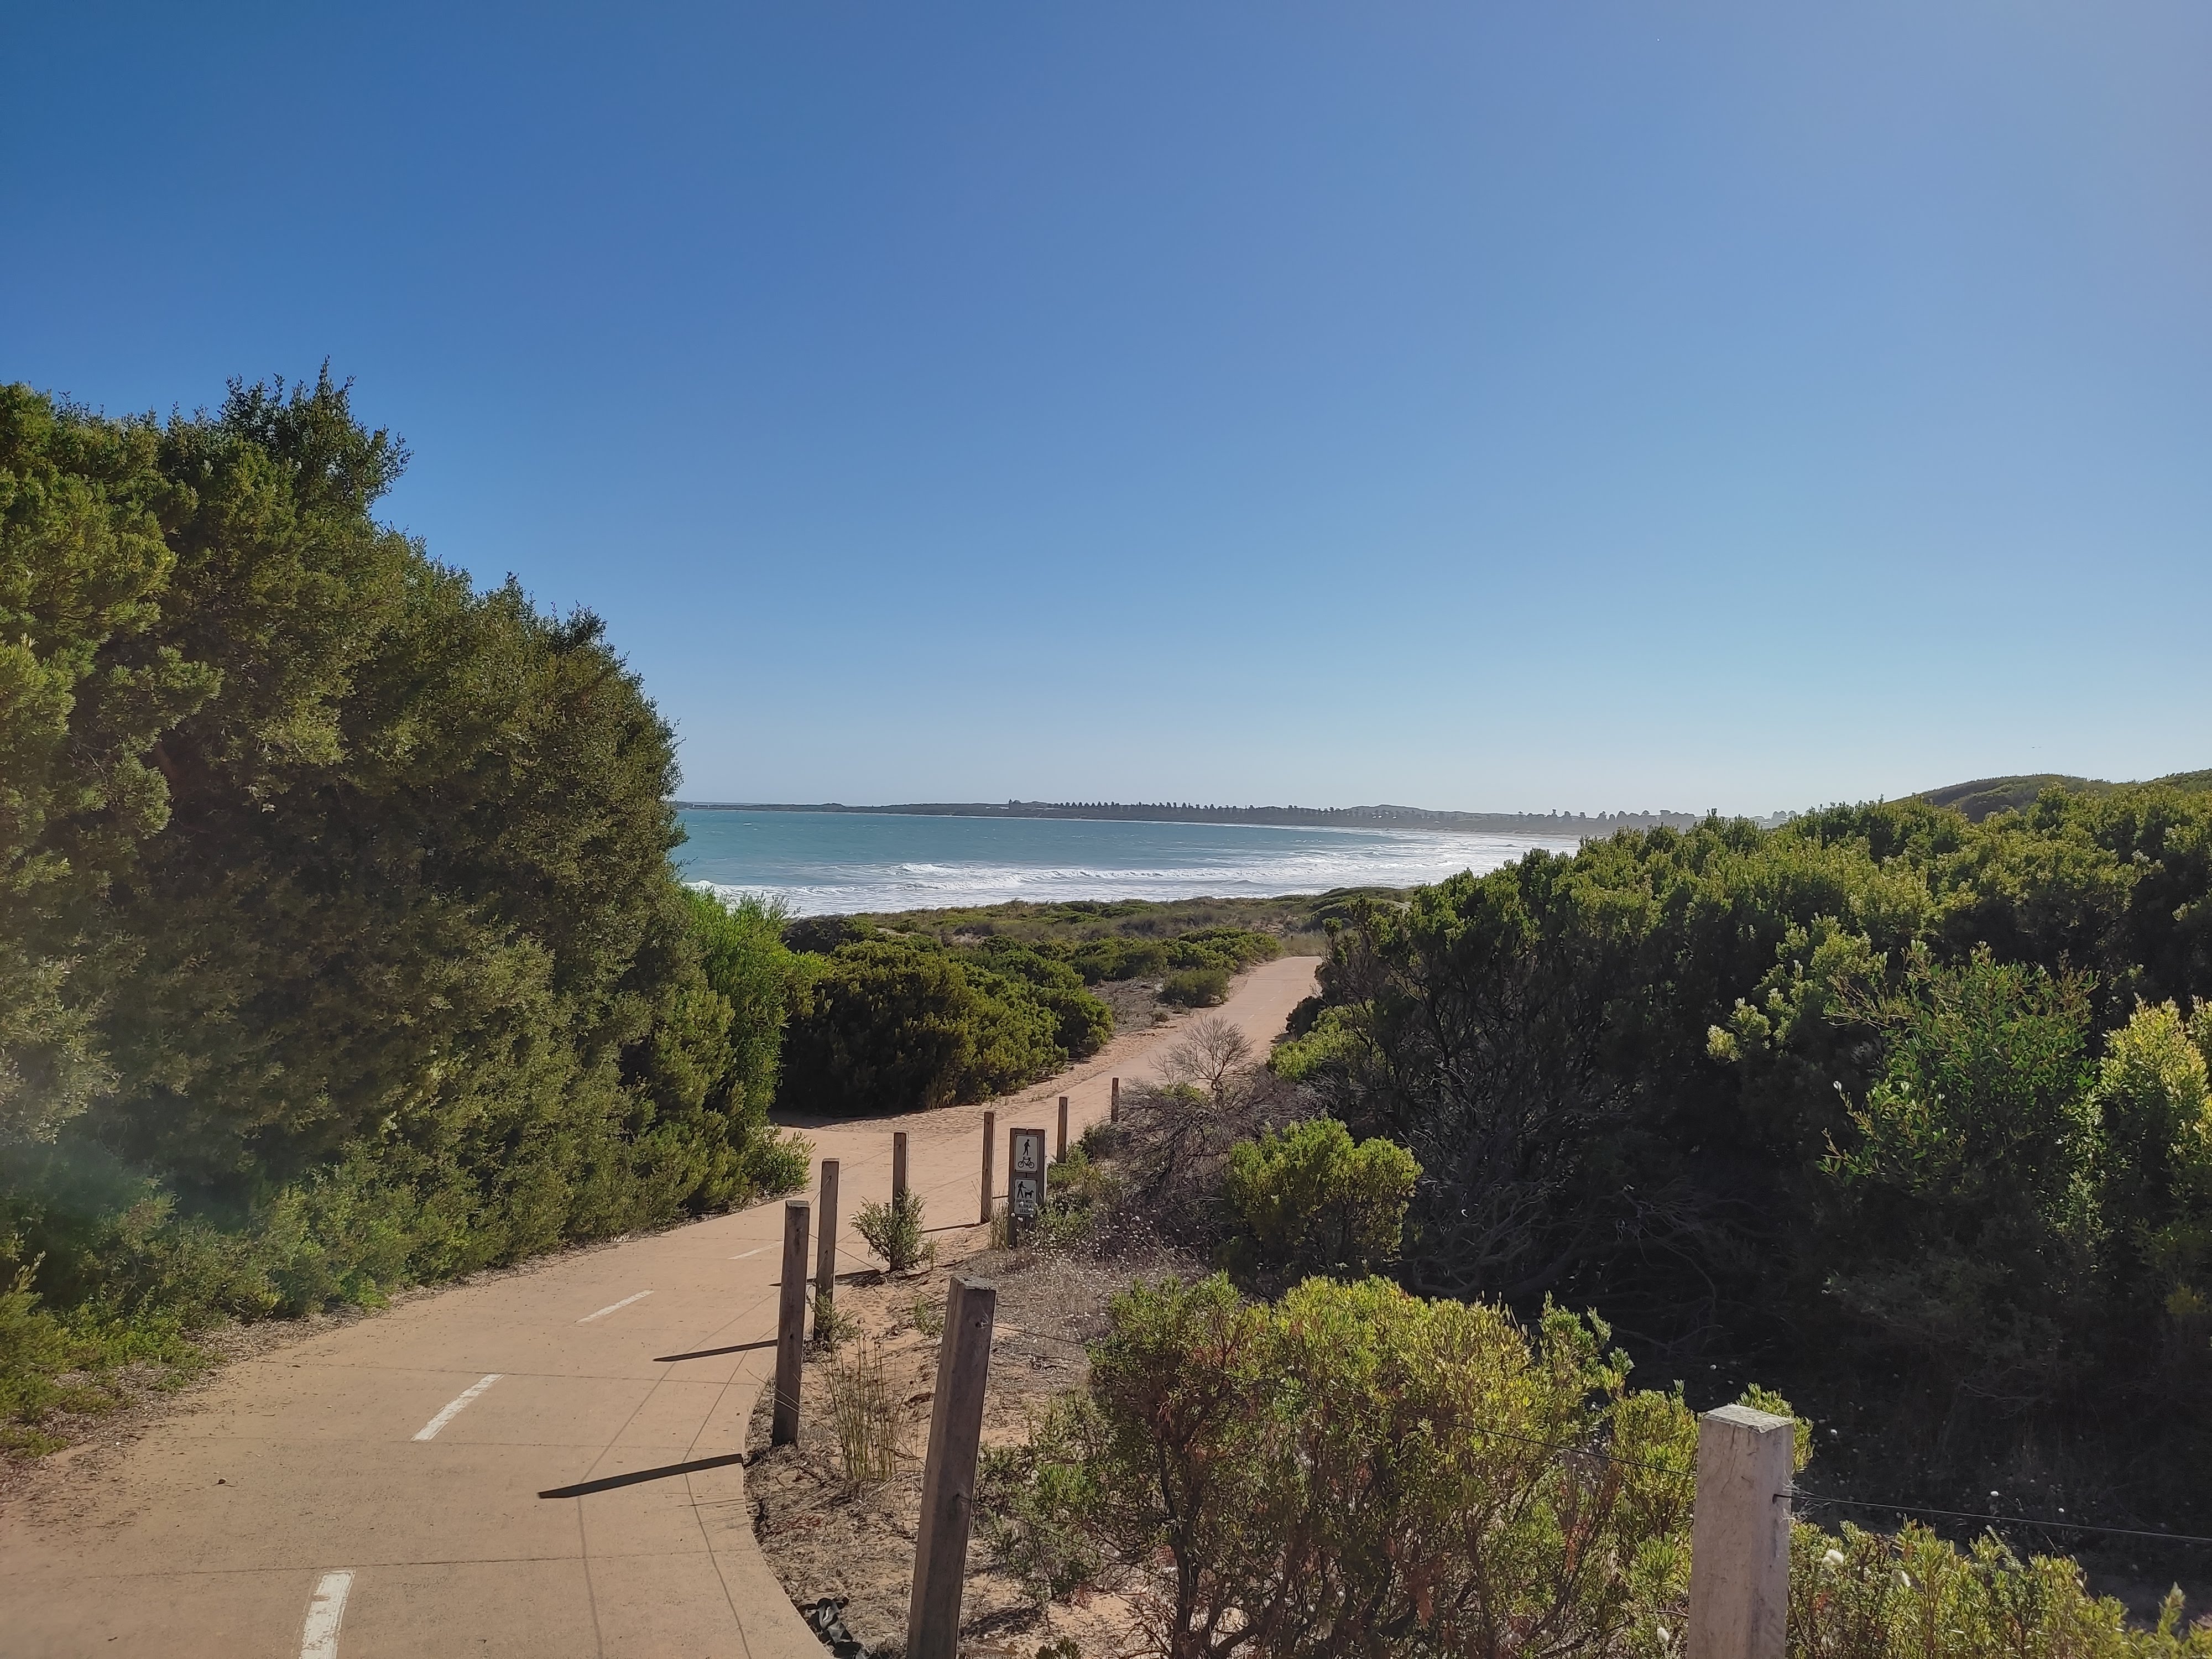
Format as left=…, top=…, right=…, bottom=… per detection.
left=1291, top=787, right=2212, bottom=1522
left=768, top=919, right=1280, bottom=1114
left=1222, top=1117, right=1420, bottom=1279
left=1788, top=1521, right=2212, bottom=1659
left=985, top=1272, right=2212, bottom=1659
left=1069, top=926, right=1282, bottom=987
left=776, top=937, right=1112, bottom=1115
left=989, top=1274, right=1701, bottom=1659
left=1162, top=966, right=1231, bottom=1006
left=0, top=376, right=805, bottom=1440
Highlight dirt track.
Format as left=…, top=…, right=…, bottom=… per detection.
left=0, top=957, right=1319, bottom=1658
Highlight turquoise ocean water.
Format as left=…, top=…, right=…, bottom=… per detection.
left=674, top=810, right=1580, bottom=916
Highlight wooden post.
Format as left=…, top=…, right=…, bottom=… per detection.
left=1057, top=1095, right=1069, bottom=1160
left=906, top=1275, right=998, bottom=1659
left=813, top=1159, right=840, bottom=1339
left=1686, top=1404, right=1794, bottom=1659
left=979, top=1109, right=995, bottom=1225
left=892, top=1131, right=909, bottom=1206
left=771, top=1200, right=811, bottom=1446
left=1110, top=1076, right=1120, bottom=1123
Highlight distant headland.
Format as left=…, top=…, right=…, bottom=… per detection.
left=670, top=800, right=1760, bottom=834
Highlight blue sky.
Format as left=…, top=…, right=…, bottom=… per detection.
left=4, top=4, right=2206, bottom=816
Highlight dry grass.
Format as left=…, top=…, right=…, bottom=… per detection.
left=747, top=1236, right=1201, bottom=1658
left=825, top=1337, right=901, bottom=1488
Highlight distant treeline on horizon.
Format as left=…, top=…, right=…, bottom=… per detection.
left=673, top=800, right=1743, bottom=833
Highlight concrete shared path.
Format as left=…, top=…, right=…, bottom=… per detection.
left=0, top=957, right=1320, bottom=1659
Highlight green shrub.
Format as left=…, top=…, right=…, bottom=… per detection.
left=779, top=940, right=1065, bottom=1114
left=980, top=1397, right=1112, bottom=1604
left=778, top=939, right=1092, bottom=1115
left=992, top=1274, right=1699, bottom=1655
left=1071, top=937, right=1169, bottom=984
left=0, top=1266, right=205, bottom=1452
left=1222, top=1117, right=1420, bottom=1277
left=1307, top=785, right=2212, bottom=1518
left=990, top=1273, right=2212, bottom=1659
left=1266, top=1003, right=1366, bottom=1083
left=1161, top=967, right=1230, bottom=1008
left=966, top=939, right=1115, bottom=1058
left=1028, top=1144, right=1123, bottom=1251
left=1064, top=926, right=1280, bottom=987
left=853, top=1190, right=931, bottom=1274
left=1788, top=1520, right=2212, bottom=1659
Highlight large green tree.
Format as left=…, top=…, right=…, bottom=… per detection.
left=0, top=373, right=796, bottom=1323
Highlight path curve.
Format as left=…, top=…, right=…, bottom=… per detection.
left=0, top=957, right=1320, bottom=1658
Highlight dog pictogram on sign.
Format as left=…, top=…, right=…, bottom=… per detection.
left=1010, top=1128, right=1046, bottom=1218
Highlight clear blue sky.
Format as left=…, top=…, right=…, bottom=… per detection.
left=5, top=5, right=2206, bottom=816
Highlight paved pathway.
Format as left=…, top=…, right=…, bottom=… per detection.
left=0, top=957, right=1319, bottom=1658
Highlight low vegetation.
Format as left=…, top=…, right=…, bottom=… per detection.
left=973, top=1032, right=2211, bottom=1659
left=852, top=1190, right=931, bottom=1274
left=769, top=915, right=1288, bottom=1115
left=1220, top=1115, right=1420, bottom=1281
left=824, top=891, right=1383, bottom=961
left=987, top=1270, right=2212, bottom=1659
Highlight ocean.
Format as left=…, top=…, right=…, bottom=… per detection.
left=674, top=810, right=1582, bottom=916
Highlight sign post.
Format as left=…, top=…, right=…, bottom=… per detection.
left=1008, top=1126, right=1046, bottom=1246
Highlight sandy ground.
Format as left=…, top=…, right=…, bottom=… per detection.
left=0, top=956, right=1319, bottom=1659
left=745, top=1240, right=1194, bottom=1659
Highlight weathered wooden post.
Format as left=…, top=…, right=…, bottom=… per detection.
left=813, top=1159, right=841, bottom=1340
left=1687, top=1404, right=1794, bottom=1659
left=892, top=1131, right=909, bottom=1206
left=1057, top=1095, right=1069, bottom=1160
left=771, top=1200, right=811, bottom=1445
left=979, top=1109, right=995, bottom=1224
left=1110, top=1076, right=1120, bottom=1123
left=906, top=1275, right=998, bottom=1659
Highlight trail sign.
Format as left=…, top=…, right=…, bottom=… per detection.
left=1009, top=1127, right=1046, bottom=1220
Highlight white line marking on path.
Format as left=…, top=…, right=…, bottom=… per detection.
left=730, top=1248, right=765, bottom=1260
left=413, top=1374, right=503, bottom=1441
left=300, top=1569, right=353, bottom=1658
left=578, top=1290, right=653, bottom=1323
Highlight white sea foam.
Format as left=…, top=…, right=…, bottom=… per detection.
left=684, top=827, right=1580, bottom=916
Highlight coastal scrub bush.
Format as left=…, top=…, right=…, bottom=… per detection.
left=1065, top=926, right=1281, bottom=987
left=1161, top=966, right=1230, bottom=1007
left=1221, top=1117, right=1420, bottom=1279
left=989, top=1273, right=1701, bottom=1658
left=1266, top=1003, right=1367, bottom=1083
left=1787, top=1521, right=2212, bottom=1659
left=965, top=938, right=1115, bottom=1058
left=776, top=931, right=1115, bottom=1115
left=777, top=940, right=1066, bottom=1114
left=852, top=1190, right=930, bottom=1274
left=1301, top=785, right=2212, bottom=1526
left=987, top=1271, right=2212, bottom=1659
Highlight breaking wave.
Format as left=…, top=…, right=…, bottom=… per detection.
left=675, top=810, right=1579, bottom=917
